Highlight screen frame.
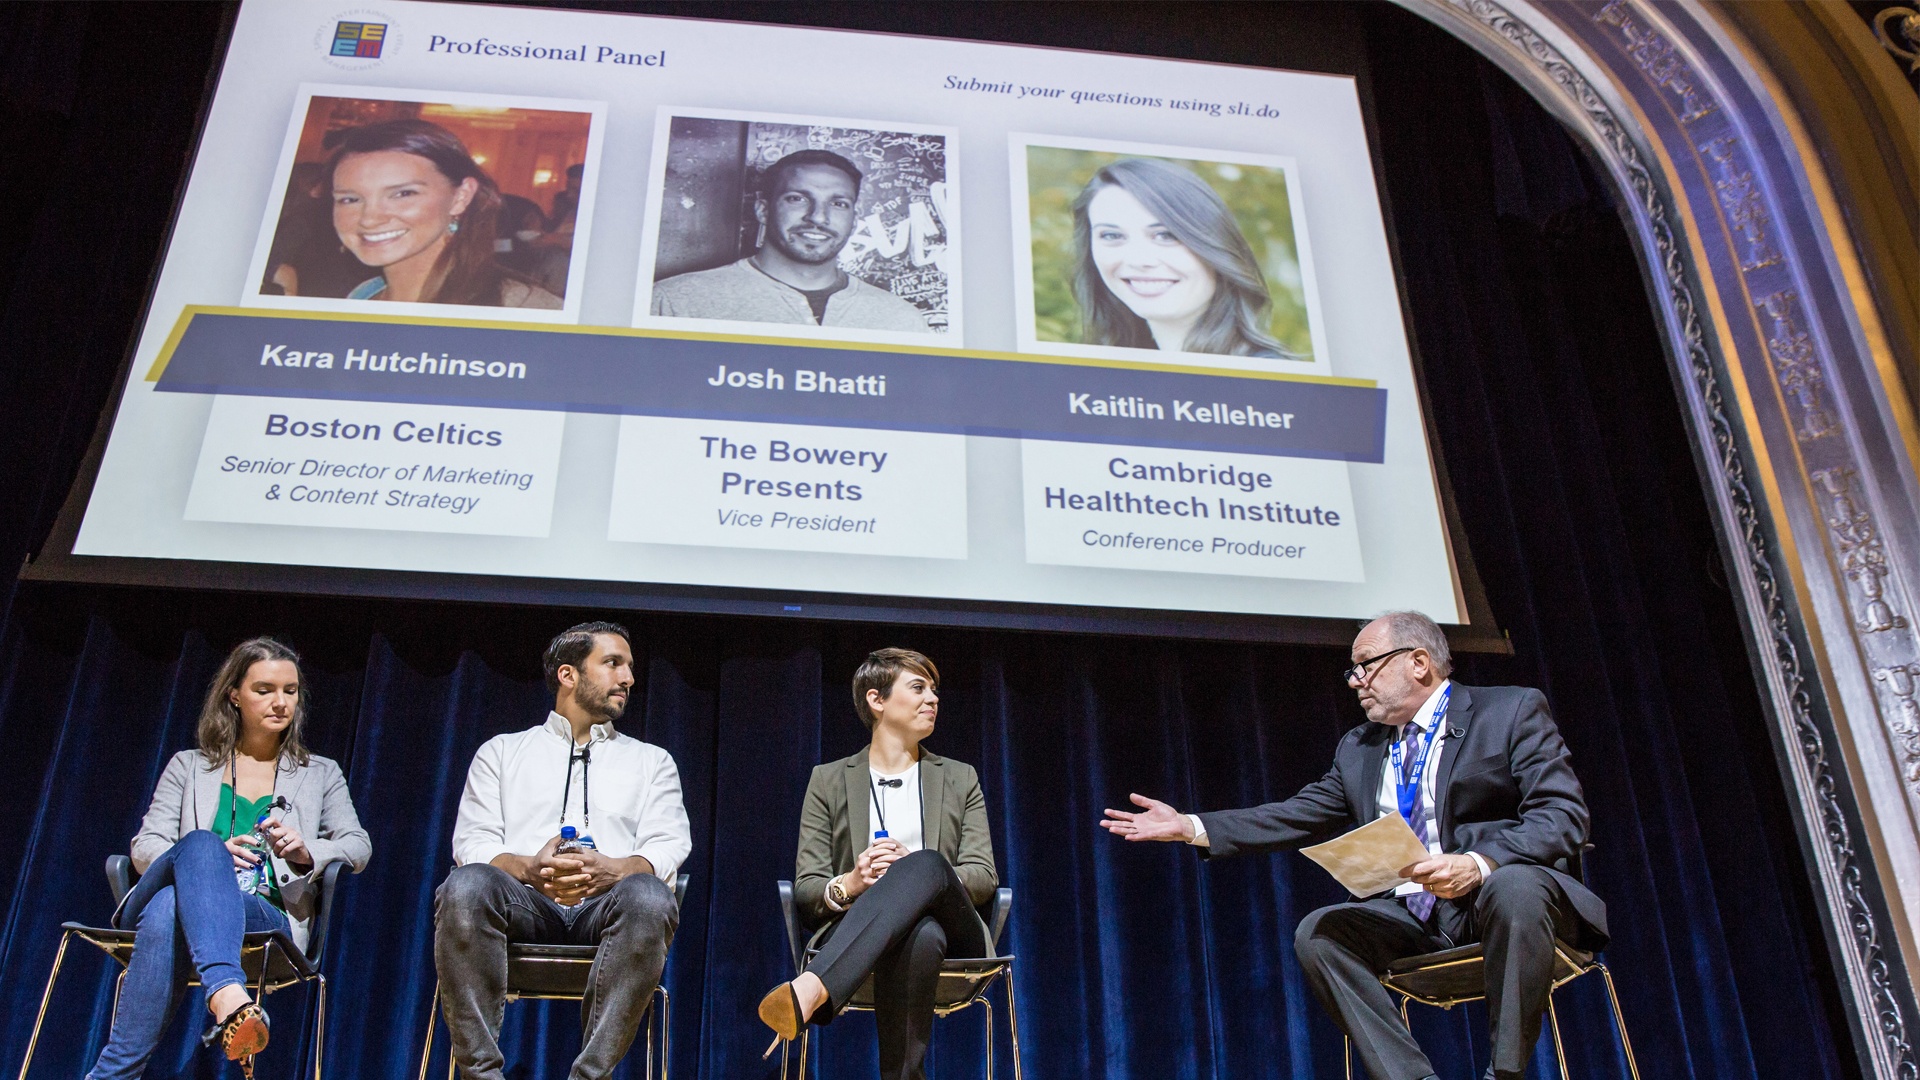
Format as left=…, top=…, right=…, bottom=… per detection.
left=21, top=0, right=1511, bottom=655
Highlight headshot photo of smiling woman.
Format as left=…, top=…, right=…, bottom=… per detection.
left=1074, top=158, right=1291, bottom=358
left=254, top=94, right=596, bottom=314
left=1020, top=143, right=1320, bottom=367
left=328, top=119, right=560, bottom=308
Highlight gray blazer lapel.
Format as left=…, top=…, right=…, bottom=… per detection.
left=194, top=758, right=225, bottom=831
left=845, top=747, right=871, bottom=849
left=1434, top=683, right=1474, bottom=842
left=920, top=751, right=948, bottom=855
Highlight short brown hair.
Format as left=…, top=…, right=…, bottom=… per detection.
left=197, top=637, right=311, bottom=768
left=850, top=648, right=939, bottom=730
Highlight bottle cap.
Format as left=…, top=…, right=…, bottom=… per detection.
left=560, top=825, right=577, bottom=840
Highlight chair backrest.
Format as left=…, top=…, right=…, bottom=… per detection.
left=305, top=860, right=349, bottom=964
left=105, top=855, right=135, bottom=908
left=776, top=880, right=807, bottom=975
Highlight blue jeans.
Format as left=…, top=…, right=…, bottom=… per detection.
left=87, top=829, right=291, bottom=1080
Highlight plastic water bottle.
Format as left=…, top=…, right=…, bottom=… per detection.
left=555, top=825, right=598, bottom=855
left=234, top=810, right=273, bottom=894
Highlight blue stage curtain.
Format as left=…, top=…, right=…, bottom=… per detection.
left=0, top=4, right=1857, bottom=1079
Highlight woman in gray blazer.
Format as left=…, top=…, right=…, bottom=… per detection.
left=758, top=648, right=998, bottom=1080
left=85, top=637, right=370, bottom=1080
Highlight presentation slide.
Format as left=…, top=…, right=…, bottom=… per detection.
left=60, top=0, right=1467, bottom=629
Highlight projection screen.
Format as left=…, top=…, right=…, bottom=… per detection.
left=31, top=0, right=1496, bottom=644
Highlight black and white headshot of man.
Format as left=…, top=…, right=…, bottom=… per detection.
left=645, top=115, right=955, bottom=339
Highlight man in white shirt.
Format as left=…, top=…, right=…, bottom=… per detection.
left=1102, top=611, right=1606, bottom=1080
left=434, top=621, right=691, bottom=1080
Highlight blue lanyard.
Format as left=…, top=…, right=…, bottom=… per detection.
left=1390, top=684, right=1450, bottom=825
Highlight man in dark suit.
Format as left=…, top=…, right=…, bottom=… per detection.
left=1102, top=611, right=1606, bottom=1080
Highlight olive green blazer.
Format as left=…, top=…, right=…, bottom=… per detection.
left=793, top=746, right=998, bottom=930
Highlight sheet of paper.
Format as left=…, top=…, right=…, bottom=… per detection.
left=1300, top=813, right=1434, bottom=897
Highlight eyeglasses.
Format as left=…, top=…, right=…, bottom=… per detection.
left=1342, top=647, right=1414, bottom=685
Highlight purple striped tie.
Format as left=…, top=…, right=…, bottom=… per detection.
left=1401, top=728, right=1437, bottom=922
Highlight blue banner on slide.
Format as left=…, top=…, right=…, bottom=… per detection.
left=151, top=309, right=1389, bottom=463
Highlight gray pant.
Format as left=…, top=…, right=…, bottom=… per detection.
left=433, top=863, right=679, bottom=1080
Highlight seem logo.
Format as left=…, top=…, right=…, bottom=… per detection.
left=332, top=21, right=386, bottom=58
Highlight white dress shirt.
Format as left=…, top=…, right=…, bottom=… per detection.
left=1188, top=680, right=1492, bottom=892
left=868, top=762, right=924, bottom=853
left=824, top=761, right=925, bottom=913
left=452, top=711, right=691, bottom=885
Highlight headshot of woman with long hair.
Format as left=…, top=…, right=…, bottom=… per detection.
left=327, top=118, right=562, bottom=309
left=1070, top=157, right=1297, bottom=359
left=84, top=637, right=369, bottom=1080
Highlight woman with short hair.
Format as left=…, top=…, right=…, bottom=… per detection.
left=1072, top=156, right=1297, bottom=359
left=85, top=637, right=370, bottom=1080
left=758, top=648, right=998, bottom=1080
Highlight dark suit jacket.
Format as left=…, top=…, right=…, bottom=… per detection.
left=1198, top=683, right=1608, bottom=948
left=793, top=746, right=998, bottom=934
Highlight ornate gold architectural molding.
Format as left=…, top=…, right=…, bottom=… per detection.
left=1393, top=1, right=1920, bottom=1076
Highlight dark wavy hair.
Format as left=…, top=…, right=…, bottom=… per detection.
left=1070, top=157, right=1295, bottom=359
left=543, top=621, right=633, bottom=695
left=326, top=119, right=515, bottom=306
left=196, top=637, right=311, bottom=768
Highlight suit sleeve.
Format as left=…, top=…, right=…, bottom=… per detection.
left=1195, top=740, right=1358, bottom=859
left=131, top=752, right=193, bottom=873
left=952, top=765, right=998, bottom=906
left=1473, top=689, right=1590, bottom=870
left=792, top=766, right=838, bottom=926
left=302, top=758, right=371, bottom=875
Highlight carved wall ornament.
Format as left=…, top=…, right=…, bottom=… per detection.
left=1872, top=6, right=1920, bottom=74
left=1590, top=0, right=1718, bottom=123
left=1417, top=2, right=1917, bottom=1075
left=1814, top=467, right=1909, bottom=633
left=1754, top=289, right=1839, bottom=440
left=1874, top=665, right=1920, bottom=797
left=1700, top=135, right=1786, bottom=272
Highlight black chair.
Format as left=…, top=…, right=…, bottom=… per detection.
left=415, top=874, right=688, bottom=1080
left=774, top=880, right=1022, bottom=1080
left=1342, top=849, right=1640, bottom=1080
left=20, top=853, right=346, bottom=1080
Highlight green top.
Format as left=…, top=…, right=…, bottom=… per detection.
left=215, top=783, right=285, bottom=910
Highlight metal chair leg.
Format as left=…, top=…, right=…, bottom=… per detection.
left=1597, top=963, right=1642, bottom=1080
left=798, top=1026, right=811, bottom=1080
left=1546, top=992, right=1572, bottom=1080
left=16, top=930, right=73, bottom=1080
left=314, top=974, right=327, bottom=1080
left=980, top=995, right=994, bottom=1080
left=658, top=984, right=671, bottom=1080
left=417, top=982, right=440, bottom=1080
left=1004, top=965, right=1023, bottom=1080
left=1343, top=1036, right=1352, bottom=1080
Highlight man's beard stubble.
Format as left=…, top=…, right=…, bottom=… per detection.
left=575, top=678, right=628, bottom=722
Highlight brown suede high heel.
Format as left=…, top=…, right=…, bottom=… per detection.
left=201, top=1000, right=269, bottom=1079
left=758, top=983, right=804, bottom=1059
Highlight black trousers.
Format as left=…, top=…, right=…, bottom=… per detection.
left=1294, top=864, right=1579, bottom=1080
left=806, top=849, right=991, bottom=1080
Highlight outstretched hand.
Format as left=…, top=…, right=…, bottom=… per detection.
left=1100, top=793, right=1195, bottom=842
